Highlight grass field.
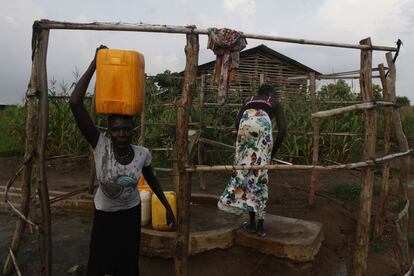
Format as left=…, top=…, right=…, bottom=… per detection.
left=0, top=106, right=25, bottom=157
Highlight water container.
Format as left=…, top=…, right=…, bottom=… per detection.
left=137, top=175, right=152, bottom=193
left=96, top=49, right=145, bottom=115
left=151, top=191, right=177, bottom=231
left=140, top=190, right=151, bottom=226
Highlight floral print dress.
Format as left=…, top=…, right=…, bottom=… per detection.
left=218, top=109, right=273, bottom=219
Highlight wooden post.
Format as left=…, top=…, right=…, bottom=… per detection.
left=395, top=201, right=411, bottom=272
left=2, top=25, right=39, bottom=275
left=353, top=37, right=377, bottom=276
left=88, top=93, right=96, bottom=194
left=139, top=85, right=146, bottom=146
left=174, top=32, right=199, bottom=276
left=386, top=52, right=410, bottom=206
left=308, top=72, right=319, bottom=207
left=198, top=74, right=206, bottom=190
left=373, top=63, right=391, bottom=239
left=35, top=28, right=52, bottom=276
left=386, top=52, right=411, bottom=272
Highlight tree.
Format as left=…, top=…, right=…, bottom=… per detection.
left=317, top=80, right=356, bottom=101
left=396, top=96, right=410, bottom=106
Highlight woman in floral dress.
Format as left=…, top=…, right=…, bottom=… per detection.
left=218, top=84, right=286, bottom=236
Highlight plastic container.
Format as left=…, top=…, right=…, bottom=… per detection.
left=140, top=190, right=152, bottom=226
left=137, top=175, right=152, bottom=193
left=96, top=48, right=145, bottom=115
left=151, top=191, right=177, bottom=231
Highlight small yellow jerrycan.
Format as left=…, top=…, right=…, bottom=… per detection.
left=151, top=191, right=177, bottom=231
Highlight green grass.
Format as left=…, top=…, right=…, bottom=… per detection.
left=329, top=182, right=361, bottom=203
left=388, top=202, right=402, bottom=213
left=373, top=181, right=382, bottom=197
left=369, top=241, right=385, bottom=253
left=408, top=232, right=414, bottom=246
left=0, top=107, right=24, bottom=157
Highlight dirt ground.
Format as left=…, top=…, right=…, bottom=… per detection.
left=0, top=156, right=413, bottom=276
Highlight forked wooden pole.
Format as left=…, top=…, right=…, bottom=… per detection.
left=386, top=52, right=410, bottom=206
left=139, top=90, right=146, bottom=146
left=373, top=63, right=391, bottom=240
left=308, top=72, right=319, bottom=207
left=197, top=74, right=206, bottom=190
left=88, top=93, right=96, bottom=194
left=386, top=52, right=411, bottom=272
left=174, top=32, right=199, bottom=276
left=353, top=37, right=377, bottom=276
left=2, top=24, right=39, bottom=275
left=35, top=27, right=52, bottom=276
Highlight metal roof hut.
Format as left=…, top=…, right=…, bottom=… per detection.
left=198, top=44, right=320, bottom=102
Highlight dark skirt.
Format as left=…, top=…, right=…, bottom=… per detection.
left=87, top=204, right=141, bottom=276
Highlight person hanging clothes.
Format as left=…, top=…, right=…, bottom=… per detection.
left=218, top=84, right=286, bottom=237
left=207, top=28, right=247, bottom=104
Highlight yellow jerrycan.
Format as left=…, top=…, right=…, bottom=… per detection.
left=151, top=191, right=177, bottom=231
left=96, top=48, right=145, bottom=115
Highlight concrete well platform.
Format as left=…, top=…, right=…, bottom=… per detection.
left=140, top=194, right=323, bottom=262
left=1, top=187, right=323, bottom=262
left=140, top=194, right=244, bottom=257
left=235, top=214, right=324, bottom=262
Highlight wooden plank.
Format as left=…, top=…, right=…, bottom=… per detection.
left=353, top=37, right=376, bottom=276
left=2, top=24, right=39, bottom=275
left=309, top=72, right=319, bottom=207
left=35, top=28, right=52, bottom=276
left=174, top=33, right=199, bottom=276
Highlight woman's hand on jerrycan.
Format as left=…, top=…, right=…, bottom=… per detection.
left=93, top=45, right=108, bottom=61
left=166, top=207, right=176, bottom=231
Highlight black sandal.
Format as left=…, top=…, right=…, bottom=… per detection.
left=241, top=221, right=257, bottom=233
left=256, top=229, right=267, bottom=237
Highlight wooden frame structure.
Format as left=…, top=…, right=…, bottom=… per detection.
left=2, top=19, right=411, bottom=276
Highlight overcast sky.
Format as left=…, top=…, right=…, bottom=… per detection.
left=1, top=0, right=413, bottom=104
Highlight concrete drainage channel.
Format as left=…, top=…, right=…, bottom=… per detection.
left=1, top=188, right=323, bottom=263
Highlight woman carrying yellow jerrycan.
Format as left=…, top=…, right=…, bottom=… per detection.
left=70, top=45, right=175, bottom=276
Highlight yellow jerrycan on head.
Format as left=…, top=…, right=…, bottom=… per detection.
left=96, top=49, right=145, bottom=116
